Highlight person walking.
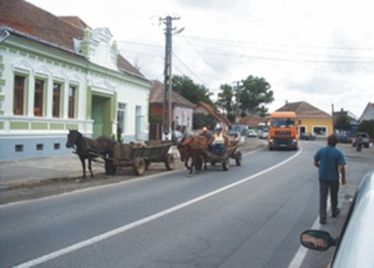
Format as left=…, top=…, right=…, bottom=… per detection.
left=314, top=134, right=347, bottom=225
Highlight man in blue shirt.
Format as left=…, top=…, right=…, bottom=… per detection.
left=314, top=134, right=347, bottom=224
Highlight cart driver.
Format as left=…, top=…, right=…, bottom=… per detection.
left=212, top=127, right=225, bottom=155
left=200, top=126, right=208, bottom=135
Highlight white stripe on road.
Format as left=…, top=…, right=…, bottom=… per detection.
left=14, top=148, right=302, bottom=268
left=288, top=202, right=331, bottom=268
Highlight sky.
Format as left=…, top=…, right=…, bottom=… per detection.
left=27, top=0, right=374, bottom=118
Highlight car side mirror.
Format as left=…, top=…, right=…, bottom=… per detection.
left=300, top=230, right=337, bottom=251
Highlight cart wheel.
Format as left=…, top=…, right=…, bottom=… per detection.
left=145, top=160, right=151, bottom=171
left=235, top=151, right=242, bottom=166
left=222, top=158, right=229, bottom=171
left=133, top=157, right=145, bottom=176
left=165, top=153, right=175, bottom=170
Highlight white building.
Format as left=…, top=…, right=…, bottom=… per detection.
left=359, top=102, right=374, bottom=123
left=0, top=0, right=151, bottom=161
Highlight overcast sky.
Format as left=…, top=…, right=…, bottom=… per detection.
left=28, top=0, right=374, bottom=117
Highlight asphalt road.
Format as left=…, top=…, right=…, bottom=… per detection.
left=0, top=141, right=372, bottom=268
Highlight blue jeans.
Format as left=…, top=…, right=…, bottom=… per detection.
left=213, top=143, right=225, bottom=156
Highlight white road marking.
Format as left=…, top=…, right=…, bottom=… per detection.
left=14, top=148, right=302, bottom=268
left=288, top=202, right=332, bottom=268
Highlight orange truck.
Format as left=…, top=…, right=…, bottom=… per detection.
left=268, top=111, right=299, bottom=150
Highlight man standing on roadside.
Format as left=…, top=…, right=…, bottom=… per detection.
left=314, top=134, right=347, bottom=225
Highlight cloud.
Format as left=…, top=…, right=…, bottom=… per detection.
left=285, top=73, right=351, bottom=95
left=175, top=0, right=249, bottom=13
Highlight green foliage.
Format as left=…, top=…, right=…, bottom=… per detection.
left=215, top=83, right=235, bottom=122
left=239, top=75, right=274, bottom=117
left=358, top=120, right=374, bottom=140
left=172, top=75, right=214, bottom=106
left=193, top=113, right=217, bottom=130
left=334, top=114, right=351, bottom=130
left=215, top=75, right=274, bottom=120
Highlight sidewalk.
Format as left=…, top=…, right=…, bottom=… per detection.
left=0, top=154, right=88, bottom=188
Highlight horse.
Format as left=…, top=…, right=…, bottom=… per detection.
left=65, top=130, right=117, bottom=178
left=177, top=134, right=213, bottom=175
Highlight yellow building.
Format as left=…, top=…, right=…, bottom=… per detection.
left=276, top=101, right=333, bottom=137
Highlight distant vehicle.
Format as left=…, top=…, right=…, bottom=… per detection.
left=300, top=133, right=316, bottom=141
left=257, top=122, right=269, bottom=139
left=231, top=124, right=249, bottom=137
left=352, top=132, right=370, bottom=148
left=247, top=129, right=258, bottom=138
left=336, top=130, right=351, bottom=143
left=228, top=131, right=245, bottom=144
left=267, top=111, right=298, bottom=150
left=300, top=171, right=374, bottom=267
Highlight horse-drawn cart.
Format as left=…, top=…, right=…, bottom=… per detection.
left=106, top=141, right=175, bottom=176
left=196, top=140, right=242, bottom=171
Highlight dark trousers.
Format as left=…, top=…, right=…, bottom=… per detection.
left=319, top=180, right=339, bottom=220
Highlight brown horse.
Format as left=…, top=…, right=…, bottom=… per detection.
left=177, top=134, right=213, bottom=175
left=65, top=130, right=117, bottom=178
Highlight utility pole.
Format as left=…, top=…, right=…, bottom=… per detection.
left=234, top=81, right=241, bottom=123
left=161, top=16, right=184, bottom=140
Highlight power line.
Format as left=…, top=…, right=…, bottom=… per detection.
left=181, top=36, right=221, bottom=75
left=182, top=35, right=374, bottom=51
left=172, top=51, right=208, bottom=85
left=118, top=38, right=374, bottom=63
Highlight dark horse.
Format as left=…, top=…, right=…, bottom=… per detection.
left=177, top=134, right=213, bottom=175
left=65, top=130, right=117, bottom=178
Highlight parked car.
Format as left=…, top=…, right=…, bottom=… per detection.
left=300, top=133, right=316, bottom=141
left=336, top=131, right=351, bottom=143
left=300, top=171, right=374, bottom=267
left=258, top=128, right=269, bottom=139
left=247, top=129, right=258, bottom=138
left=352, top=132, right=370, bottom=148
left=228, top=131, right=245, bottom=144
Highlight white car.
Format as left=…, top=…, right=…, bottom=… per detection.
left=300, top=171, right=374, bottom=267
left=228, top=131, right=246, bottom=144
left=247, top=129, right=258, bottom=138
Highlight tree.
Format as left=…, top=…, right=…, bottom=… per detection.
left=172, top=75, right=213, bottom=106
left=215, top=84, right=235, bottom=123
left=358, top=120, right=374, bottom=139
left=193, top=113, right=217, bottom=130
left=334, top=114, right=351, bottom=130
left=238, top=75, right=274, bottom=117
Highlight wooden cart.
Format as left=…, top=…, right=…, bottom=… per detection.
left=195, top=140, right=242, bottom=171
left=105, top=141, right=175, bottom=176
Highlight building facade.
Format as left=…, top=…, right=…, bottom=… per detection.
left=149, top=80, right=194, bottom=140
left=359, top=102, right=374, bottom=123
left=276, top=101, right=333, bottom=137
left=0, top=0, right=151, bottom=161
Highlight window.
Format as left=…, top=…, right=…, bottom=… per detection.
left=68, top=85, right=77, bottom=118
left=313, top=127, right=327, bottom=136
left=135, top=105, right=143, bottom=138
left=36, top=144, right=44, bottom=151
left=54, top=143, right=60, bottom=150
left=34, top=79, right=45, bottom=116
left=13, top=75, right=26, bottom=115
left=52, top=82, right=62, bottom=117
left=117, top=102, right=127, bottom=134
left=15, top=144, right=24, bottom=152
